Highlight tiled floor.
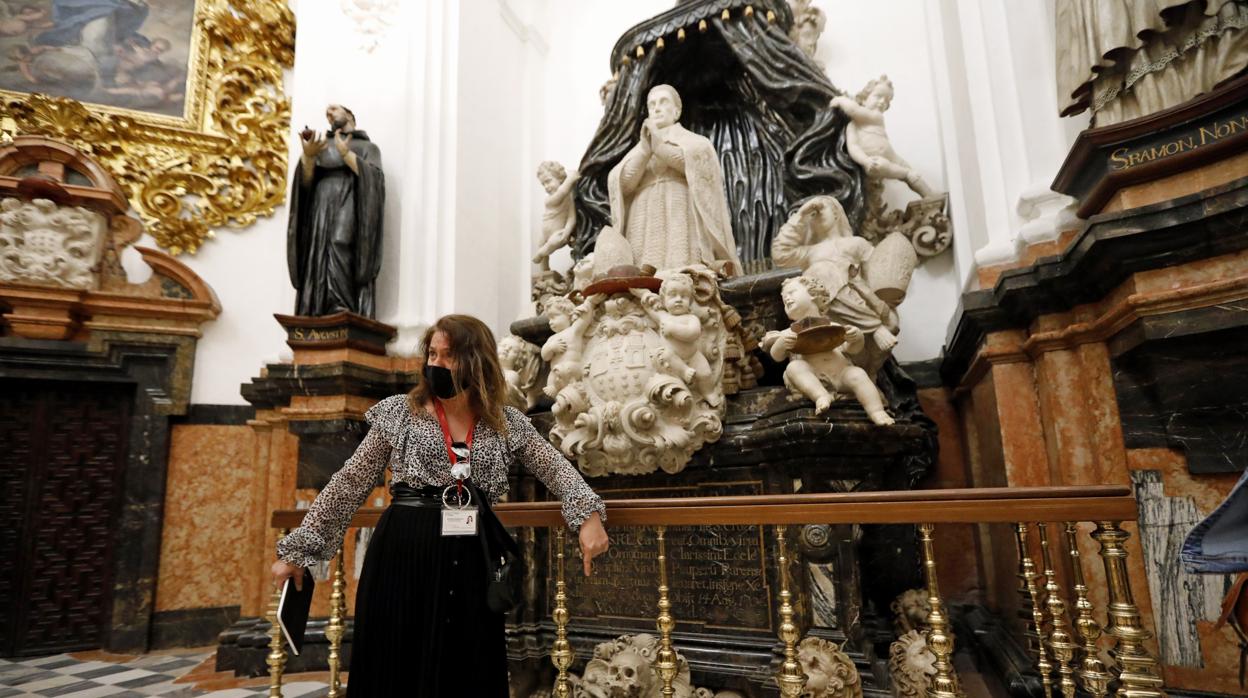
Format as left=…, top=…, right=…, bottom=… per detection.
left=0, top=651, right=330, bottom=697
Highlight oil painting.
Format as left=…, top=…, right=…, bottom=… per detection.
left=0, top=0, right=196, bottom=118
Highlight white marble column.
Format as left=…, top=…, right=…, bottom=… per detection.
left=925, top=0, right=1084, bottom=278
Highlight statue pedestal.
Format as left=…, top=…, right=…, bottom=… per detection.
left=274, top=310, right=396, bottom=359
left=216, top=313, right=415, bottom=677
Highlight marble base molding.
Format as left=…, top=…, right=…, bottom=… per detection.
left=1052, top=75, right=1248, bottom=218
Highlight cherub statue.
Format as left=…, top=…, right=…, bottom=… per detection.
left=631, top=273, right=717, bottom=404
left=541, top=294, right=601, bottom=397
left=498, top=335, right=544, bottom=412
left=772, top=196, right=900, bottom=358
left=534, top=161, right=579, bottom=270
left=762, top=276, right=894, bottom=425
left=831, top=76, right=933, bottom=199
left=789, top=0, right=827, bottom=63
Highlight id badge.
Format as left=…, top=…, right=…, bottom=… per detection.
left=441, top=507, right=478, bottom=536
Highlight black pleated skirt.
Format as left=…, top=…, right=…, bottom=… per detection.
left=346, top=504, right=508, bottom=697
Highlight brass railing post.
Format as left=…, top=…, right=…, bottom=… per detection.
left=919, top=523, right=962, bottom=698
left=552, top=528, right=573, bottom=698
left=1091, top=522, right=1166, bottom=698
left=1064, top=522, right=1111, bottom=698
left=1017, top=523, right=1053, bottom=698
left=775, top=525, right=805, bottom=697
left=267, top=529, right=289, bottom=698
left=326, top=547, right=346, bottom=697
left=1039, top=524, right=1077, bottom=698
left=655, top=526, right=679, bottom=697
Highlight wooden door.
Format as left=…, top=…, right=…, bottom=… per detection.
left=0, top=380, right=131, bottom=657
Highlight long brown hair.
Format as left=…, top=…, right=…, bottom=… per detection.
left=408, top=314, right=508, bottom=435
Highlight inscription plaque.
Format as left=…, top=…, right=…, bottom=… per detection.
left=553, top=480, right=774, bottom=633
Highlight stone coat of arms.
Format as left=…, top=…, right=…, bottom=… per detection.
left=542, top=265, right=755, bottom=476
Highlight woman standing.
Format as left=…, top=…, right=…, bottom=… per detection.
left=271, top=314, right=610, bottom=696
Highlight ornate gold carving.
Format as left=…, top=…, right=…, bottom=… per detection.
left=552, top=528, right=573, bottom=698
left=918, top=523, right=962, bottom=698
left=1091, top=522, right=1167, bottom=698
left=776, top=526, right=806, bottom=697
left=3, top=1, right=295, bottom=256
left=1064, top=523, right=1111, bottom=698
left=326, top=549, right=346, bottom=698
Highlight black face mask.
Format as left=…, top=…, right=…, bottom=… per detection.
left=423, top=364, right=462, bottom=400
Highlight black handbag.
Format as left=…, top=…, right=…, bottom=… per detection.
left=465, top=481, right=525, bottom=614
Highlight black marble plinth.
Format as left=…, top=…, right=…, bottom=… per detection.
left=215, top=617, right=353, bottom=677
left=1113, top=323, right=1248, bottom=474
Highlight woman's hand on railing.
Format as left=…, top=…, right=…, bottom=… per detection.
left=579, top=512, right=610, bottom=576
left=271, top=559, right=305, bottom=591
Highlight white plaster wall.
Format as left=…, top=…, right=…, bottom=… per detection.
left=170, top=0, right=1084, bottom=404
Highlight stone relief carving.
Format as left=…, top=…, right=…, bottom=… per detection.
left=888, top=630, right=936, bottom=698
left=546, top=265, right=754, bottom=476
left=499, top=334, right=546, bottom=412
left=830, top=76, right=951, bottom=258
left=0, top=198, right=107, bottom=289
left=890, top=588, right=931, bottom=634
left=564, top=633, right=742, bottom=698
left=340, top=0, right=399, bottom=53
left=797, top=636, right=863, bottom=698
left=762, top=277, right=894, bottom=425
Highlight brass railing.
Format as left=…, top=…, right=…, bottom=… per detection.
left=265, top=485, right=1165, bottom=698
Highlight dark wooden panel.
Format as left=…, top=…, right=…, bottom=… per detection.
left=1, top=380, right=130, bottom=657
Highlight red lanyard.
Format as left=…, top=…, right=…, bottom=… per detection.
left=432, top=398, right=476, bottom=499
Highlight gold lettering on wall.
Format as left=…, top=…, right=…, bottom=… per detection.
left=1109, top=113, right=1248, bottom=171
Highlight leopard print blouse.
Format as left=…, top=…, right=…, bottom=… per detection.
left=277, top=395, right=606, bottom=567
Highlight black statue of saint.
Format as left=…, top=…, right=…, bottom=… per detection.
left=572, top=0, right=865, bottom=272
left=287, top=104, right=385, bottom=318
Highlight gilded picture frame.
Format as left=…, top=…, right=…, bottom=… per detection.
left=1, top=0, right=295, bottom=254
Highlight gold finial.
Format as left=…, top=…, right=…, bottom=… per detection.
left=776, top=526, right=806, bottom=697
left=1039, top=524, right=1078, bottom=698
left=552, top=529, right=574, bottom=697
left=1091, top=522, right=1167, bottom=698
left=721, top=9, right=731, bottom=21
left=677, top=27, right=686, bottom=41
left=766, top=10, right=776, bottom=23
left=656, top=37, right=665, bottom=51
left=698, top=19, right=708, bottom=33
left=267, top=530, right=289, bottom=698
left=326, top=549, right=346, bottom=697
left=920, top=523, right=964, bottom=698
left=1018, top=523, right=1053, bottom=698
left=636, top=45, right=645, bottom=58
left=655, top=527, right=678, bottom=697
left=1064, top=523, right=1112, bottom=698
left=744, top=5, right=755, bottom=18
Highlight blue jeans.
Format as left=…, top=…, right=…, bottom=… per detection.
left=1182, top=467, right=1248, bottom=574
